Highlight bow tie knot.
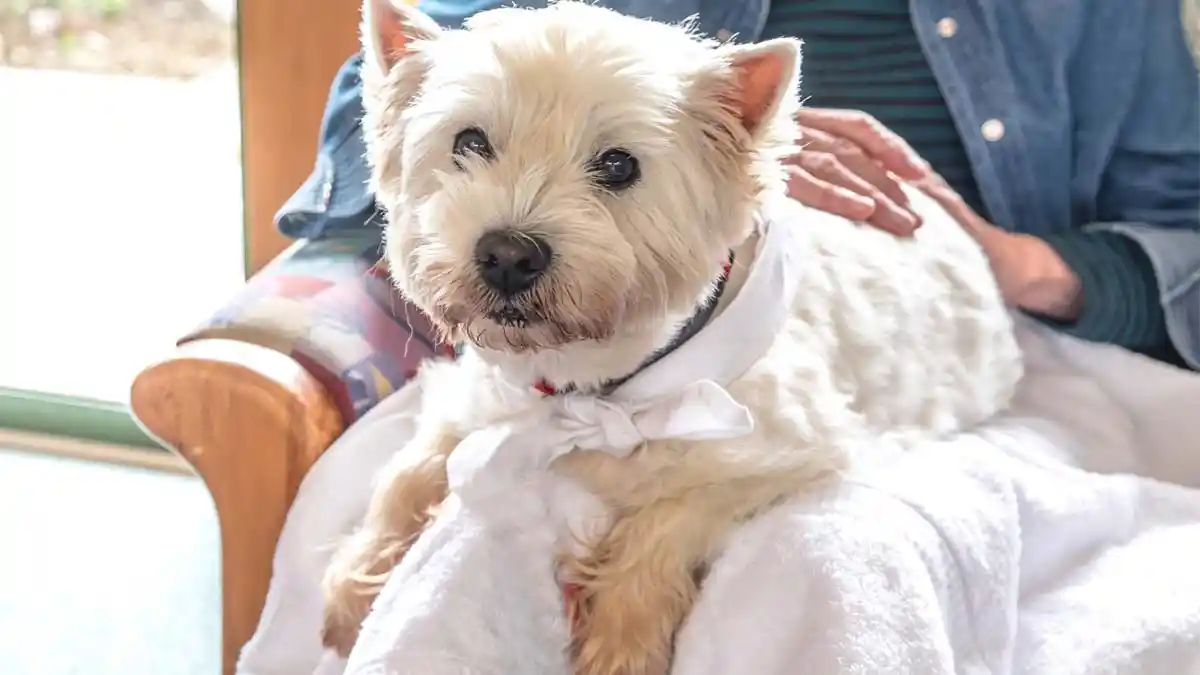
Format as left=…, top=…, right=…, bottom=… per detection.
left=553, top=396, right=647, bottom=453
left=446, top=379, right=756, bottom=505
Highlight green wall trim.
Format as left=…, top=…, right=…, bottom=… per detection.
left=0, top=388, right=161, bottom=450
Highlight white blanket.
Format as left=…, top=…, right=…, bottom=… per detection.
left=236, top=319, right=1200, bottom=675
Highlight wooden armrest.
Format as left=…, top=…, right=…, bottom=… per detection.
left=130, top=338, right=345, bottom=675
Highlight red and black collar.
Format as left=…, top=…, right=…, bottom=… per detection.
left=532, top=251, right=735, bottom=397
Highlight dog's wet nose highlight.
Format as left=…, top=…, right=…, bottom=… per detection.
left=474, top=230, right=552, bottom=296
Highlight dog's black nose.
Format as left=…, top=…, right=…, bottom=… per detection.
left=474, top=230, right=552, bottom=295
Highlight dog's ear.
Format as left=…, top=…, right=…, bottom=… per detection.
left=362, top=0, right=443, bottom=74
left=719, top=38, right=801, bottom=139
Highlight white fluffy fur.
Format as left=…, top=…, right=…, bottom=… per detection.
left=324, top=2, right=1023, bottom=673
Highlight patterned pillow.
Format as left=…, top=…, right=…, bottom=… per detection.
left=181, top=232, right=456, bottom=425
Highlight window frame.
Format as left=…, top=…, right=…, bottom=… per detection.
left=239, top=0, right=361, bottom=276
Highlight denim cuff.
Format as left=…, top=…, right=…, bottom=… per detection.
left=274, top=53, right=380, bottom=240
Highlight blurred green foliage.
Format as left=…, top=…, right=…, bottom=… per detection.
left=0, top=0, right=131, bottom=17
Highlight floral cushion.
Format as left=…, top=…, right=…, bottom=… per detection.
left=181, top=232, right=456, bottom=426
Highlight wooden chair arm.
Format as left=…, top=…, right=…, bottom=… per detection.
left=130, top=338, right=345, bottom=675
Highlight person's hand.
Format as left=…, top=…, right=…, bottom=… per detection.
left=916, top=175, right=1083, bottom=320
left=786, top=109, right=933, bottom=236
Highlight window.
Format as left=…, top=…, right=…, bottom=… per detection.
left=0, top=0, right=242, bottom=444
left=0, top=0, right=361, bottom=449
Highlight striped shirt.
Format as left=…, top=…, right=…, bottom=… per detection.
left=760, top=0, right=990, bottom=220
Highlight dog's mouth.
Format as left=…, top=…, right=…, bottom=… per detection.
left=487, top=305, right=533, bottom=327
left=447, top=297, right=615, bottom=352
left=435, top=280, right=620, bottom=350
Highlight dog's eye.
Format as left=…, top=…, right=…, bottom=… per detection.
left=591, top=149, right=640, bottom=190
left=453, top=128, right=494, bottom=163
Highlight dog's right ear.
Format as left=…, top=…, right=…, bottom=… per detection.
left=362, top=0, right=443, bottom=74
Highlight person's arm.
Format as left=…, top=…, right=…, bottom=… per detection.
left=1033, top=1, right=1199, bottom=366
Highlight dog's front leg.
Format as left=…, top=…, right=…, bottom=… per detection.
left=561, top=456, right=836, bottom=675
left=321, top=423, right=461, bottom=656
left=561, top=499, right=701, bottom=675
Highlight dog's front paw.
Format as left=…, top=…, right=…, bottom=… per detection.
left=563, top=543, right=697, bottom=675
left=567, top=578, right=675, bottom=675
left=321, top=567, right=374, bottom=657
left=320, top=530, right=415, bottom=657
left=322, top=594, right=368, bottom=658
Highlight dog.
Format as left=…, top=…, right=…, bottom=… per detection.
left=320, top=1, right=1024, bottom=673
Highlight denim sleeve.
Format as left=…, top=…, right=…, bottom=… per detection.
left=1045, top=1, right=1200, bottom=369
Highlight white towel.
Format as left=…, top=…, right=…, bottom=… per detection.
left=675, top=417, right=1200, bottom=675
left=235, top=293, right=1200, bottom=674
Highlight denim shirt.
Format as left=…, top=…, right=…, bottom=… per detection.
left=278, top=0, right=1200, bottom=367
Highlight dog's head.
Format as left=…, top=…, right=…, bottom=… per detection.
left=362, top=0, right=800, bottom=354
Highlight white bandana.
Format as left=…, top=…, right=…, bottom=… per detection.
left=446, top=209, right=802, bottom=507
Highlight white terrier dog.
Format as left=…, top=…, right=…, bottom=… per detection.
left=321, top=1, right=1023, bottom=673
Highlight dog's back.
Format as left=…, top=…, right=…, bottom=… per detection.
left=726, top=187, right=1023, bottom=454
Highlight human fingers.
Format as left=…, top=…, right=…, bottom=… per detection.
left=795, top=108, right=931, bottom=181
left=793, top=152, right=921, bottom=235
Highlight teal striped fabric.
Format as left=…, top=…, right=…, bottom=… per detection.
left=758, top=0, right=1184, bottom=366
left=760, top=0, right=990, bottom=219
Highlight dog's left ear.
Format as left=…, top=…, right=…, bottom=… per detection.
left=719, top=38, right=802, bottom=139
left=362, top=0, right=443, bottom=75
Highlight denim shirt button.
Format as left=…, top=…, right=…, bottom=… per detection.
left=981, top=119, right=1006, bottom=142
left=716, top=28, right=733, bottom=42
left=936, top=17, right=958, bottom=38
left=320, top=176, right=334, bottom=209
